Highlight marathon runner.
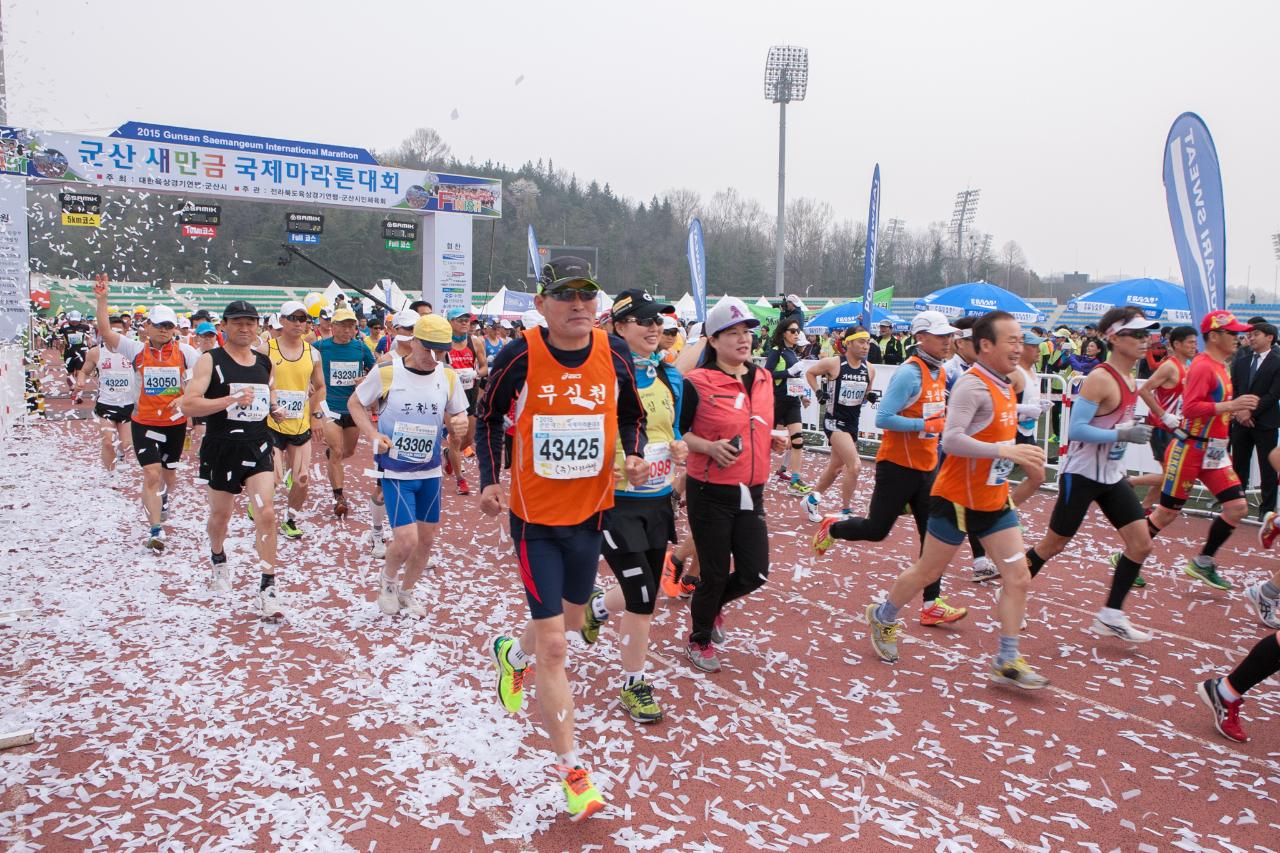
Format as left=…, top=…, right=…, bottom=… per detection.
left=59, top=310, right=94, bottom=404
left=443, top=307, right=487, bottom=495
left=479, top=256, right=646, bottom=822
left=179, top=300, right=286, bottom=617
left=1132, top=325, right=1197, bottom=513
left=812, top=311, right=968, bottom=628
left=347, top=314, right=468, bottom=618
left=1023, top=307, right=1159, bottom=642
left=364, top=309, right=421, bottom=559
left=802, top=328, right=875, bottom=521
left=94, top=276, right=200, bottom=551
left=313, top=305, right=377, bottom=518
left=483, top=320, right=506, bottom=362
left=763, top=318, right=813, bottom=496
left=1146, top=310, right=1258, bottom=590
left=79, top=312, right=137, bottom=472
left=580, top=289, right=685, bottom=723
left=264, top=300, right=327, bottom=540
left=864, top=311, right=1049, bottom=688
left=1197, top=629, right=1280, bottom=742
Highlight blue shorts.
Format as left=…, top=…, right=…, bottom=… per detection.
left=510, top=515, right=602, bottom=620
left=382, top=477, right=442, bottom=527
left=926, top=496, right=1020, bottom=546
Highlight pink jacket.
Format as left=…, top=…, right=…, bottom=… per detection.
left=683, top=365, right=774, bottom=487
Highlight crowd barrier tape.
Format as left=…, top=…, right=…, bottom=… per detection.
left=0, top=344, right=24, bottom=439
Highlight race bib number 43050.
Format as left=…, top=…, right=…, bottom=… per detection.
left=532, top=414, right=605, bottom=479
left=142, top=366, right=181, bottom=397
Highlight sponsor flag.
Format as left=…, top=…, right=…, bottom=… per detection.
left=860, top=165, right=881, bottom=329
left=1162, top=113, right=1225, bottom=334
left=527, top=225, right=541, bottom=283
left=687, top=218, right=707, bottom=323
left=873, top=285, right=894, bottom=308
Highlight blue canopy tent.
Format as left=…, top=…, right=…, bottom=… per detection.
left=915, top=281, right=1047, bottom=325
left=804, top=301, right=907, bottom=333
left=1067, top=278, right=1191, bottom=323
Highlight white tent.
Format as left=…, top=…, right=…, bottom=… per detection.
left=597, top=291, right=614, bottom=317
left=821, top=299, right=837, bottom=310
left=674, top=292, right=699, bottom=320
left=376, top=279, right=412, bottom=313
left=477, top=286, right=509, bottom=317
left=755, top=295, right=773, bottom=308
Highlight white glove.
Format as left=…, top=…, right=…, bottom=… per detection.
left=1160, top=412, right=1180, bottom=430
left=786, top=361, right=805, bottom=376
left=1039, top=398, right=1054, bottom=412
left=1016, top=403, right=1041, bottom=420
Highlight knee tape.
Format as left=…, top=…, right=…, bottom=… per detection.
left=790, top=435, right=805, bottom=450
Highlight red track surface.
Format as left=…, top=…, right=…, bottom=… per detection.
left=3, top=393, right=1279, bottom=852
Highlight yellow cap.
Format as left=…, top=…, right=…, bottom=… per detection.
left=413, top=314, right=453, bottom=350
left=843, top=329, right=870, bottom=342
left=332, top=307, right=357, bottom=323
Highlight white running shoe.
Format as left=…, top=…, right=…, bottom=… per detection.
left=258, top=585, right=285, bottom=618
left=210, top=564, right=232, bottom=592
left=366, top=531, right=387, bottom=559
left=1244, top=583, right=1280, bottom=629
left=398, top=587, right=428, bottom=618
left=378, top=577, right=401, bottom=615
left=803, top=492, right=823, bottom=523
left=1089, top=612, right=1153, bottom=643
left=971, top=556, right=999, bottom=583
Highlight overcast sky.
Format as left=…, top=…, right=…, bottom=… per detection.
left=9, top=1, right=1280, bottom=296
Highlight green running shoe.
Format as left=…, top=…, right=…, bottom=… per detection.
left=491, top=635, right=528, bottom=714
left=280, top=518, right=303, bottom=540
left=559, top=765, right=605, bottom=822
left=619, top=679, right=663, bottom=723
left=1109, top=551, right=1145, bottom=588
left=580, top=588, right=605, bottom=645
left=1183, top=556, right=1231, bottom=590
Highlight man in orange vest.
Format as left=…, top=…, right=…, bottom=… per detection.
left=476, top=256, right=647, bottom=822
left=864, top=310, right=1049, bottom=688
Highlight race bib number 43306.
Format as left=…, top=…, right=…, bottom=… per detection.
left=532, top=414, right=605, bottom=479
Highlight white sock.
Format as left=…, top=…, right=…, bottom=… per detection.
left=922, top=599, right=934, bottom=610
left=591, top=593, right=610, bottom=621
left=506, top=638, right=530, bottom=668
left=1217, top=678, right=1241, bottom=703
left=622, top=670, right=643, bottom=688
left=369, top=496, right=386, bottom=536
left=557, top=750, right=581, bottom=771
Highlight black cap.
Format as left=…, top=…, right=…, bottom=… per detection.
left=538, top=256, right=600, bottom=292
left=223, top=300, right=259, bottom=320
left=191, top=309, right=212, bottom=322
left=409, top=300, right=431, bottom=312
left=610, top=289, right=671, bottom=323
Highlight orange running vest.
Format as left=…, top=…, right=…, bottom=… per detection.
left=511, top=328, right=619, bottom=526
left=876, top=355, right=948, bottom=472
left=931, top=366, right=1017, bottom=511
left=132, top=342, right=188, bottom=427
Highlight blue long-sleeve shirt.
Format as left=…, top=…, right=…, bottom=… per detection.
left=875, top=359, right=943, bottom=433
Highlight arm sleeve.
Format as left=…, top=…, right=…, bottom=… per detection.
left=1181, top=360, right=1218, bottom=421
left=1067, top=396, right=1118, bottom=443
left=679, top=380, right=700, bottom=435
left=610, top=340, right=646, bottom=457
left=875, top=361, right=925, bottom=432
left=475, top=342, right=527, bottom=491
left=940, top=375, right=1004, bottom=459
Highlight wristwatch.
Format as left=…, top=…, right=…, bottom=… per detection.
left=312, top=411, right=325, bottom=419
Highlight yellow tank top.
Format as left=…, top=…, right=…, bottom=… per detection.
left=614, top=370, right=676, bottom=495
left=268, top=337, right=315, bottom=435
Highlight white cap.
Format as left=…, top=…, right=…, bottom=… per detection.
left=67, top=310, right=82, bottom=321
left=499, top=319, right=513, bottom=329
left=269, top=313, right=283, bottom=330
left=149, top=305, right=178, bottom=326
left=786, top=293, right=804, bottom=309
left=520, top=309, right=546, bottom=328
left=279, top=300, right=307, bottom=318
left=393, top=308, right=418, bottom=329
left=178, top=316, right=191, bottom=329
left=910, top=310, right=959, bottom=336
left=705, top=297, right=760, bottom=337
left=1103, top=314, right=1160, bottom=337
left=661, top=315, right=679, bottom=331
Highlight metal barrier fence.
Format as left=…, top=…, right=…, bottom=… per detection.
left=0, top=344, right=24, bottom=440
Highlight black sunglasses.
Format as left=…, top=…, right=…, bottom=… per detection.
left=284, top=313, right=310, bottom=323
left=546, top=287, right=599, bottom=303
left=152, top=322, right=176, bottom=330
left=1116, top=329, right=1150, bottom=339
left=784, top=327, right=800, bottom=334
left=619, top=316, right=661, bottom=327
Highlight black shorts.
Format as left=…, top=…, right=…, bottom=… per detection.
left=64, top=351, right=86, bottom=374
left=774, top=395, right=802, bottom=427
left=464, top=386, right=479, bottom=415
left=331, top=412, right=356, bottom=429
left=199, top=436, right=275, bottom=494
left=603, top=495, right=678, bottom=554
left=130, top=421, right=186, bottom=468
left=823, top=412, right=860, bottom=441
left=269, top=429, right=311, bottom=450
left=1048, top=473, right=1147, bottom=538
left=94, top=402, right=134, bottom=423
left=1150, top=427, right=1173, bottom=470
left=1015, top=431, right=1037, bottom=446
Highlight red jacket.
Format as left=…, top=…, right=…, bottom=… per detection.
left=684, top=365, right=773, bottom=487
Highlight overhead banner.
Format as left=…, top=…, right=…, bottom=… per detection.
left=0, top=175, right=29, bottom=340
left=860, top=164, right=881, bottom=329
left=0, top=124, right=502, bottom=218
left=687, top=218, right=707, bottom=323
left=1162, top=113, right=1225, bottom=331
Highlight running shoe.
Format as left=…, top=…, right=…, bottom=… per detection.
left=1259, top=511, right=1279, bottom=550
left=619, top=679, right=664, bottom=723
left=1183, top=556, right=1231, bottom=590
left=1108, top=551, right=1146, bottom=588
left=803, top=492, right=823, bottom=523
left=491, top=635, right=529, bottom=714
left=333, top=495, right=348, bottom=518
left=989, top=656, right=1049, bottom=690
left=580, top=588, right=605, bottom=645
left=210, top=564, right=231, bottom=593
left=398, top=587, right=427, bottom=618
left=786, top=480, right=813, bottom=497
left=864, top=602, right=900, bottom=662
left=144, top=529, right=165, bottom=552
left=678, top=575, right=700, bottom=599
left=1243, top=582, right=1280, bottom=629
left=160, top=492, right=170, bottom=523
left=457, top=477, right=471, bottom=496
left=774, top=468, right=789, bottom=483
left=280, top=519, right=304, bottom=540
left=660, top=548, right=682, bottom=597
left=557, top=765, right=606, bottom=822
left=1089, top=612, right=1153, bottom=643
left=377, top=577, right=401, bottom=615
left=812, top=517, right=837, bottom=557
left=970, top=556, right=998, bottom=583
left=258, top=585, right=285, bottom=618
left=686, top=639, right=721, bottom=672
left=710, top=613, right=726, bottom=645
left=919, top=597, right=968, bottom=627
left=443, top=454, right=453, bottom=477
left=364, top=531, right=387, bottom=559
left=1195, top=678, right=1247, bottom=742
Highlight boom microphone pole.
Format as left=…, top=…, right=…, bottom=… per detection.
left=277, top=244, right=395, bottom=313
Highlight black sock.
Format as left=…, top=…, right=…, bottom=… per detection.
left=1202, top=515, right=1236, bottom=558
left=1226, top=633, right=1280, bottom=696
left=260, top=573, right=274, bottom=591
left=333, top=488, right=343, bottom=498
left=1105, top=554, right=1142, bottom=610
left=1026, top=548, right=1046, bottom=578
left=211, top=551, right=227, bottom=565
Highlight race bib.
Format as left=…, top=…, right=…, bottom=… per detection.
left=785, top=377, right=806, bottom=398
left=456, top=367, right=477, bottom=390
left=142, top=366, right=181, bottom=397
left=919, top=401, right=945, bottom=438
left=66, top=332, right=84, bottom=346
left=640, top=442, right=674, bottom=490
left=276, top=389, right=307, bottom=420
left=837, top=380, right=867, bottom=407
left=1204, top=438, right=1231, bottom=469
left=532, top=414, right=605, bottom=479
left=329, top=361, right=360, bottom=387
left=227, top=382, right=270, bottom=422
left=1108, top=421, right=1132, bottom=461
left=100, top=370, right=133, bottom=394
left=987, top=441, right=1015, bottom=486
left=390, top=421, right=438, bottom=464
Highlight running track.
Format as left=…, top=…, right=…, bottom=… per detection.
left=2, top=399, right=1278, bottom=852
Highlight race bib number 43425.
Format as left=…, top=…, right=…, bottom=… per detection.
left=532, top=414, right=605, bottom=479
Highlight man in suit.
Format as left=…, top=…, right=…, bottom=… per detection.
left=1231, top=321, right=1280, bottom=519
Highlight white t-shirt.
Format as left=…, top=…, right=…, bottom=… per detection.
left=112, top=336, right=201, bottom=378
left=353, top=359, right=469, bottom=479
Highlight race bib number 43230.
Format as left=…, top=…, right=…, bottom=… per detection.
left=532, top=414, right=605, bottom=479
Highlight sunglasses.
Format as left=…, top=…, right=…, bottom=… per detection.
left=1116, top=329, right=1150, bottom=339
left=284, top=314, right=310, bottom=323
left=152, top=322, right=176, bottom=330
left=785, top=327, right=800, bottom=334
left=619, top=316, right=661, bottom=327
left=546, top=287, right=599, bottom=303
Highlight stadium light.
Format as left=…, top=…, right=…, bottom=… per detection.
left=950, top=189, right=980, bottom=280
left=764, top=45, right=809, bottom=297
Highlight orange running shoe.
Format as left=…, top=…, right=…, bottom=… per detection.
left=919, top=596, right=968, bottom=627
left=812, top=517, right=836, bottom=557
left=463, top=444, right=475, bottom=458
left=660, top=548, right=683, bottom=597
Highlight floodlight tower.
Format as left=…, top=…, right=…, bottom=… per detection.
left=950, top=189, right=980, bottom=280
left=764, top=45, right=809, bottom=297
left=1271, top=232, right=1280, bottom=301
